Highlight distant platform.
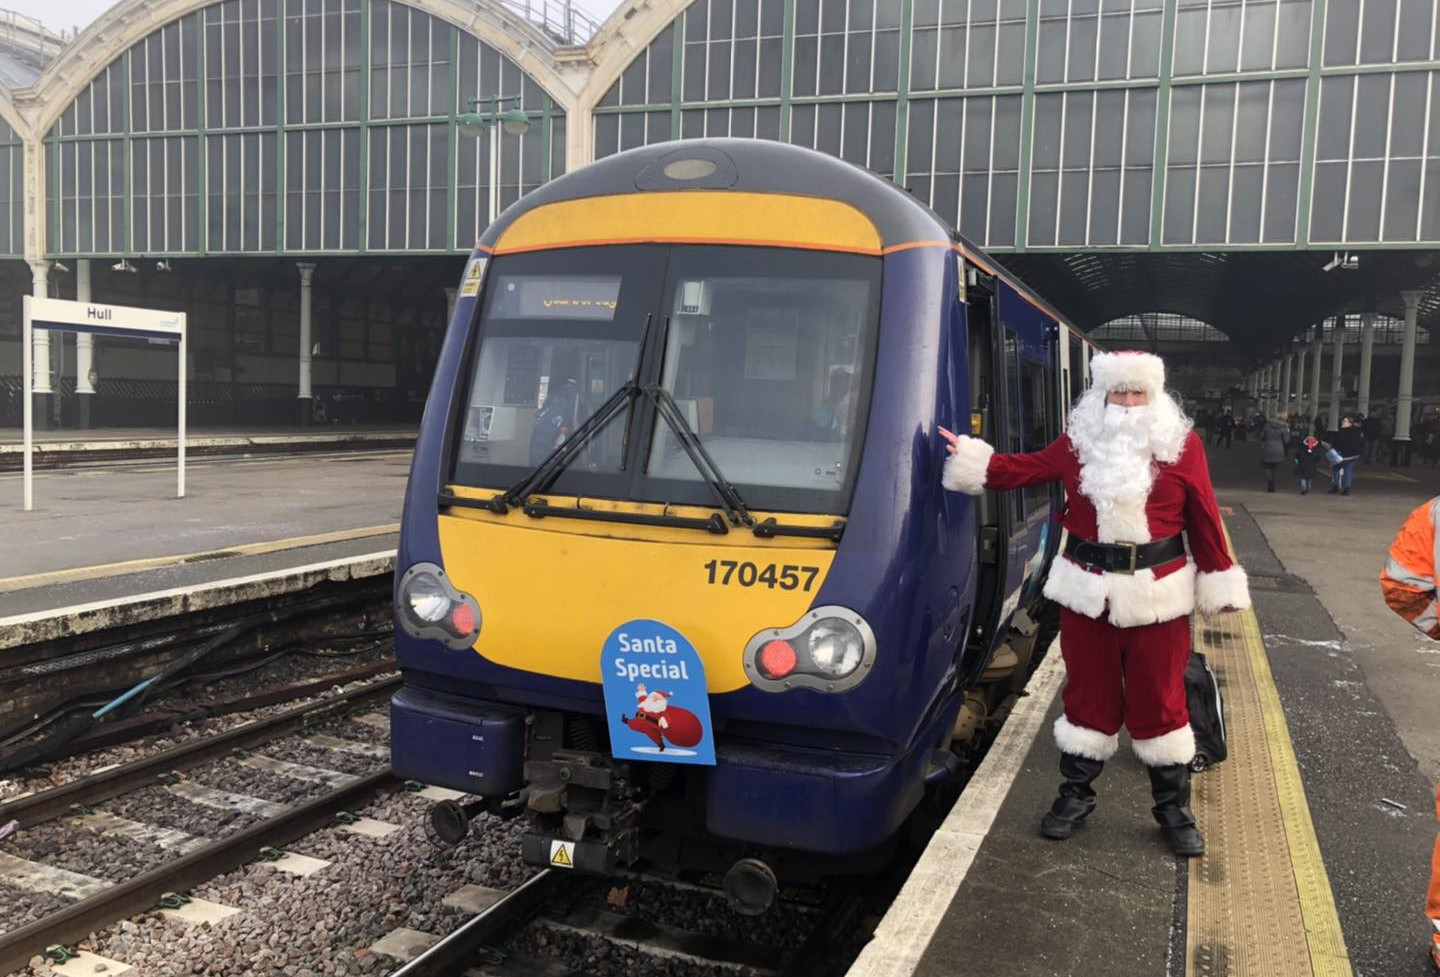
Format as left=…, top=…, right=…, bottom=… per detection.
left=0, top=425, right=416, bottom=470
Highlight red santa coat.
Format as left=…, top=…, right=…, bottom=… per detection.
left=944, top=430, right=1250, bottom=629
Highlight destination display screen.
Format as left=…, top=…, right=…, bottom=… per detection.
left=486, top=275, right=622, bottom=321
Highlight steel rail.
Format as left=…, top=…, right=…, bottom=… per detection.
left=387, top=870, right=562, bottom=977
left=0, top=769, right=397, bottom=975
left=0, top=674, right=400, bottom=828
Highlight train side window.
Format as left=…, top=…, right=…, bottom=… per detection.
left=1021, top=356, right=1055, bottom=517
left=1002, top=327, right=1024, bottom=524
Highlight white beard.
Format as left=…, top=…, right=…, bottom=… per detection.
left=1066, top=390, right=1192, bottom=544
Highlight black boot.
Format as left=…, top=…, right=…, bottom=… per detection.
left=1147, top=764, right=1205, bottom=857
left=1040, top=753, right=1105, bottom=840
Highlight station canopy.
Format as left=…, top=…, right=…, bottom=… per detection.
left=1000, top=250, right=1440, bottom=355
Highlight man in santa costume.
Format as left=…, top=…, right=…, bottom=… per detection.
left=939, top=350, right=1250, bottom=856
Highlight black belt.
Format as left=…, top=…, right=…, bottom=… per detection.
left=1064, top=534, right=1186, bottom=575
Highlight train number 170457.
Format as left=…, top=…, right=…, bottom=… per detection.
left=702, top=560, right=821, bottom=591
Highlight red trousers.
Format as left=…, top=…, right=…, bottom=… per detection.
left=1058, top=608, right=1192, bottom=741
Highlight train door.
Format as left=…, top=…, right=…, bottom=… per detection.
left=961, top=270, right=1012, bottom=664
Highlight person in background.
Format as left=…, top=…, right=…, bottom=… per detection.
left=1216, top=412, right=1235, bottom=449
left=810, top=369, right=853, bottom=441
left=1383, top=409, right=1399, bottom=466
left=1363, top=412, right=1383, bottom=463
left=1259, top=412, right=1290, bottom=493
left=1378, top=497, right=1440, bottom=970
left=1293, top=435, right=1325, bottom=495
left=1328, top=415, right=1365, bottom=495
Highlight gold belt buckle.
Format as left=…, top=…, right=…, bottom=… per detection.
left=1115, top=541, right=1139, bottom=575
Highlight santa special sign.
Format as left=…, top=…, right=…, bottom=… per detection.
left=601, top=620, right=716, bottom=766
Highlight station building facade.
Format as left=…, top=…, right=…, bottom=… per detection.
left=0, top=0, right=1436, bottom=428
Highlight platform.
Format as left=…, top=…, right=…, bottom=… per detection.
left=0, top=425, right=416, bottom=471
left=850, top=442, right=1440, bottom=977
left=0, top=451, right=406, bottom=618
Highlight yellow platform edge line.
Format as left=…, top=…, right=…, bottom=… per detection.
left=1235, top=604, right=1352, bottom=975
left=0, top=523, right=402, bottom=592
left=1215, top=520, right=1351, bottom=976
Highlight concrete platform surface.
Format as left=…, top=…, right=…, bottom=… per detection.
left=0, top=452, right=406, bottom=617
left=0, top=424, right=416, bottom=449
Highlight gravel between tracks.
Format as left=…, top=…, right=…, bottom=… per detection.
left=0, top=672, right=396, bottom=802
left=4, top=790, right=532, bottom=977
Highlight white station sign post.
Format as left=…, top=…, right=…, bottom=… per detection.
left=22, top=296, right=188, bottom=511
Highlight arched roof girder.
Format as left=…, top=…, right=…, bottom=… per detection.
left=0, top=88, right=27, bottom=140
left=23, top=0, right=580, bottom=138
left=579, top=0, right=693, bottom=112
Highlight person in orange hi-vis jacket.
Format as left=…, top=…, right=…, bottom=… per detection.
left=1379, top=495, right=1440, bottom=969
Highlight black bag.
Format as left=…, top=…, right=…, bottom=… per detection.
left=1186, top=652, right=1227, bottom=772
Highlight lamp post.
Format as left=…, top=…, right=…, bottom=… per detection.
left=457, top=95, right=531, bottom=226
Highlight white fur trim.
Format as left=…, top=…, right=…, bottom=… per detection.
left=1106, top=561, right=1197, bottom=628
left=1132, top=725, right=1196, bottom=767
left=1042, top=555, right=1196, bottom=626
left=1195, top=565, right=1252, bottom=615
left=1089, top=350, right=1166, bottom=395
left=941, top=436, right=994, bottom=495
left=1054, top=715, right=1120, bottom=761
left=1042, top=555, right=1109, bottom=619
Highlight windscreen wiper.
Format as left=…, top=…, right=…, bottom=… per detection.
left=644, top=383, right=754, bottom=529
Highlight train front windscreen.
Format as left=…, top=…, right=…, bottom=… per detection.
left=452, top=244, right=882, bottom=515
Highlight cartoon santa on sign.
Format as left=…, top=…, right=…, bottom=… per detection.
left=940, top=350, right=1250, bottom=856
left=622, top=684, right=704, bottom=753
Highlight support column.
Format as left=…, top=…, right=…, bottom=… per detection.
left=1308, top=327, right=1323, bottom=429
left=297, top=262, right=316, bottom=426
left=1328, top=315, right=1346, bottom=431
left=1279, top=354, right=1292, bottom=414
left=75, top=259, right=95, bottom=429
left=444, top=286, right=457, bottom=324
left=1293, top=346, right=1306, bottom=418
left=1395, top=290, right=1422, bottom=464
left=1356, top=312, right=1375, bottom=418
left=29, top=259, right=51, bottom=430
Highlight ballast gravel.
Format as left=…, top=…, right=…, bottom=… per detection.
left=0, top=817, right=174, bottom=882
left=262, top=739, right=383, bottom=777
left=0, top=672, right=395, bottom=803
left=101, top=784, right=266, bottom=838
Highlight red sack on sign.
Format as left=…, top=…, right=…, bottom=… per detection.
left=658, top=706, right=704, bottom=748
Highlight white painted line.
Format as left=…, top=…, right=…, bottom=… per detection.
left=369, top=927, right=442, bottom=961
left=306, top=733, right=388, bottom=759
left=442, top=884, right=505, bottom=913
left=50, top=950, right=132, bottom=975
left=0, top=551, right=395, bottom=649
left=417, top=786, right=466, bottom=802
left=340, top=817, right=402, bottom=838
left=71, top=811, right=209, bottom=853
left=845, top=647, right=1067, bottom=977
left=0, top=850, right=109, bottom=900
left=240, top=754, right=360, bottom=789
left=167, top=781, right=289, bottom=818
left=262, top=851, right=331, bottom=876
left=354, top=713, right=391, bottom=730
left=161, top=897, right=242, bottom=925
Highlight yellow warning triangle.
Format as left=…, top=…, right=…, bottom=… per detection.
left=551, top=845, right=573, bottom=867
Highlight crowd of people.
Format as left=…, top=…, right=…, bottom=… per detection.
left=1192, top=405, right=1440, bottom=495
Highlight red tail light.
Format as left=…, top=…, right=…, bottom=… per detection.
left=450, top=603, right=477, bottom=636
left=757, top=640, right=798, bottom=679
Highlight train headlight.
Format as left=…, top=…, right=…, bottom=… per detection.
left=806, top=619, right=865, bottom=678
left=396, top=562, right=482, bottom=650
left=743, top=607, right=876, bottom=693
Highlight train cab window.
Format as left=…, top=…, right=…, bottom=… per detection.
left=644, top=246, right=881, bottom=512
left=1021, top=357, right=1056, bottom=517
left=452, top=247, right=663, bottom=492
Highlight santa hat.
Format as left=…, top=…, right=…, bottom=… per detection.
left=1089, top=350, right=1166, bottom=396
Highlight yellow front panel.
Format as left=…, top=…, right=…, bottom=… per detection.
left=492, top=192, right=884, bottom=256
left=437, top=508, right=837, bottom=693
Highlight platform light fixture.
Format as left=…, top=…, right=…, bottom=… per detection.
left=457, top=95, right=530, bottom=138
left=156, top=260, right=173, bottom=272
left=50, top=261, right=69, bottom=273
left=111, top=258, right=137, bottom=273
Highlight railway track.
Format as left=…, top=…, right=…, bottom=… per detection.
left=0, top=677, right=400, bottom=973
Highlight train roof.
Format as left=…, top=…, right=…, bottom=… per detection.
left=476, top=138, right=1089, bottom=340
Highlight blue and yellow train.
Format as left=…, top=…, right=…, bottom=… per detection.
left=390, top=139, right=1099, bottom=907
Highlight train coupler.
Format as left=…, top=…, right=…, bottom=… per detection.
left=522, top=750, right=645, bottom=872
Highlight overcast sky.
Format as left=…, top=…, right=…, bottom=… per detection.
left=4, top=0, right=624, bottom=38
